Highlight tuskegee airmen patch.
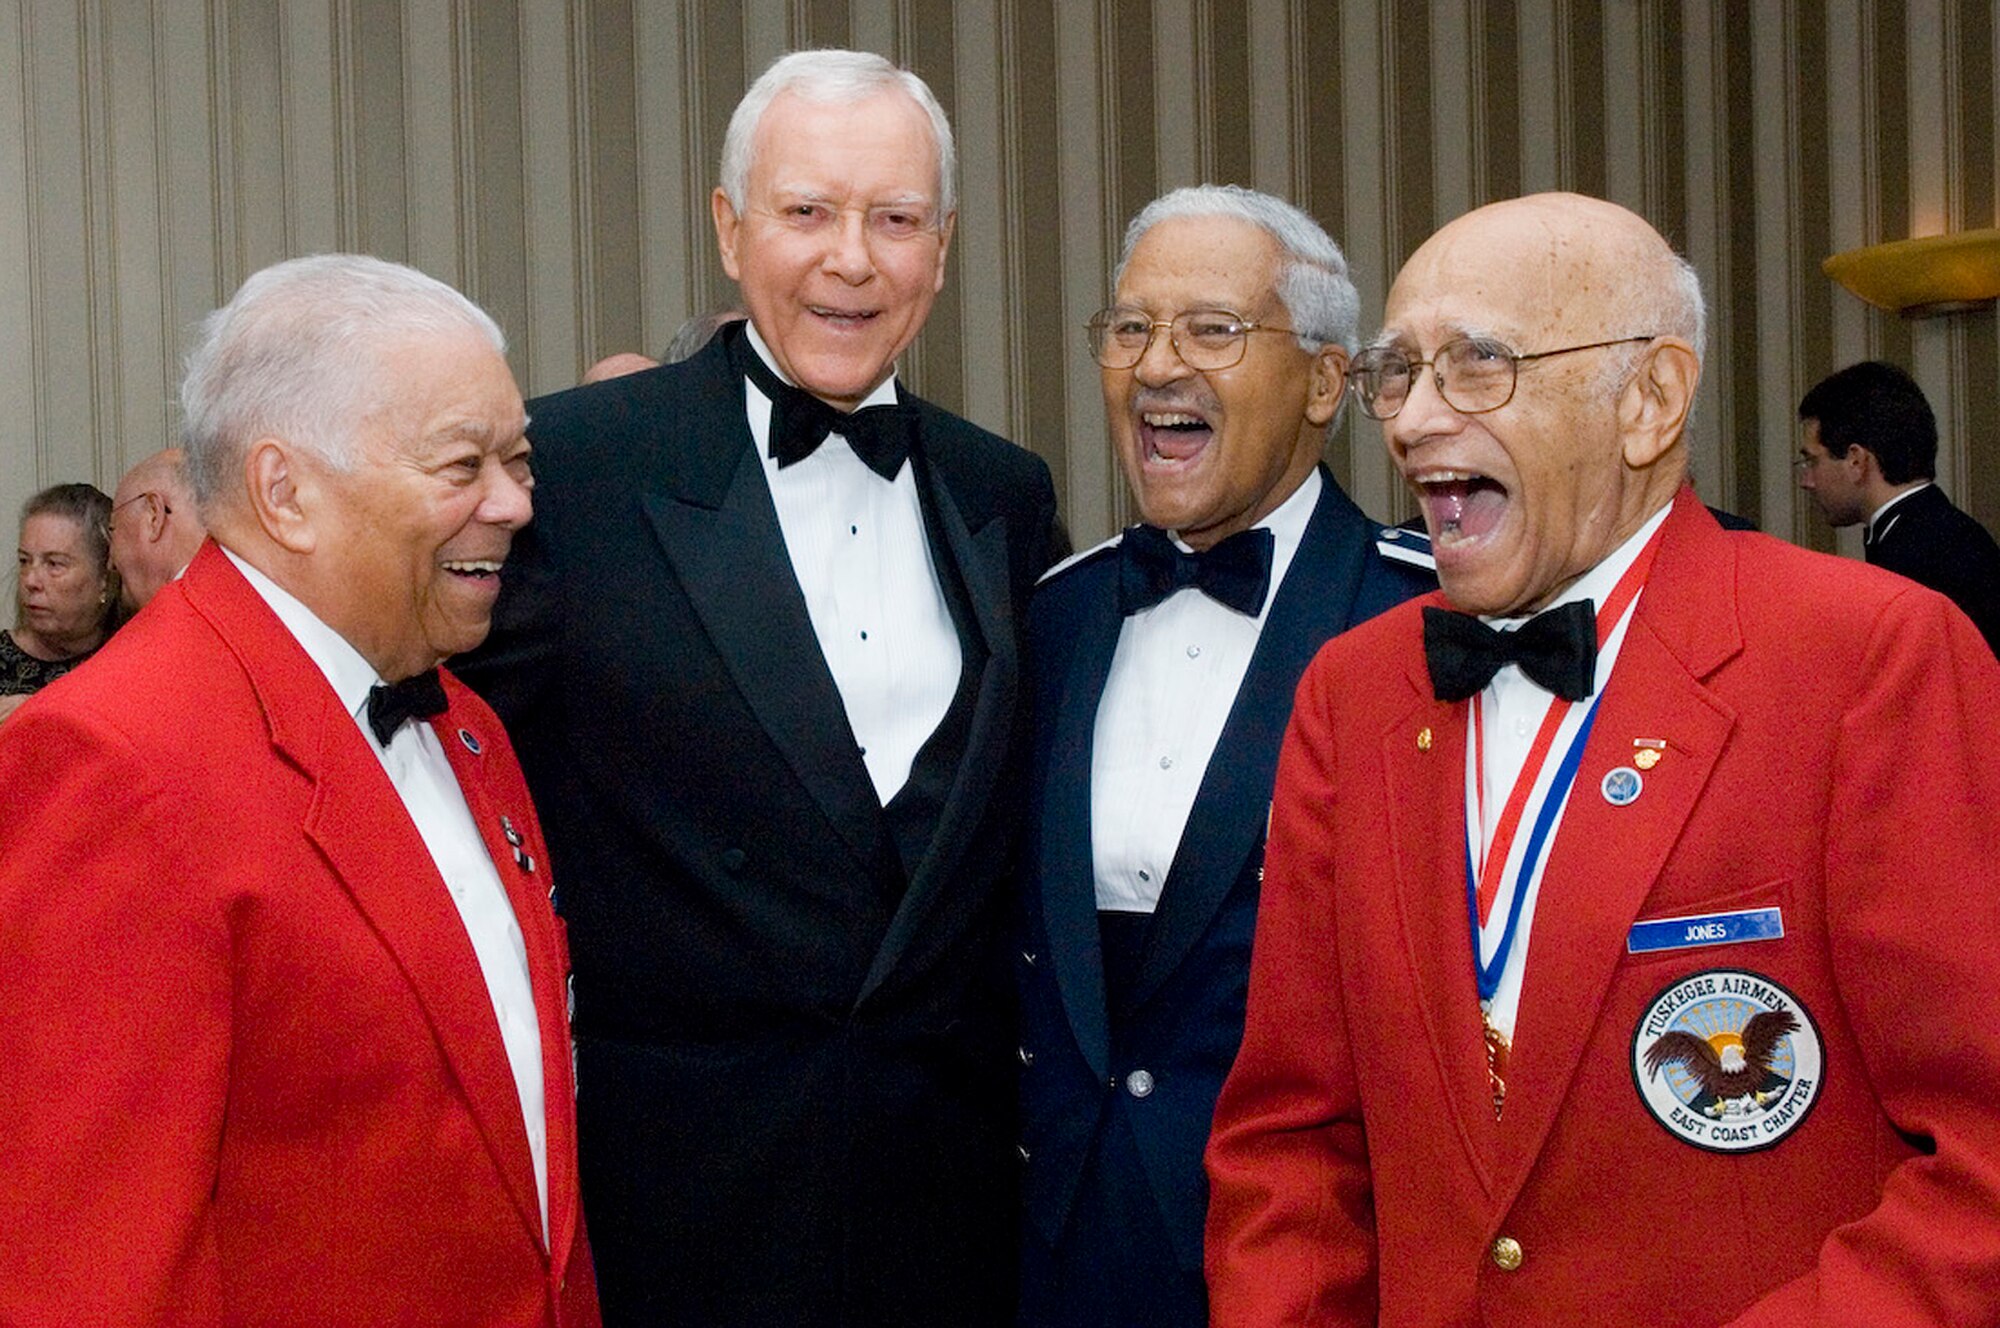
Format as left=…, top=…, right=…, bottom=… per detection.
left=1631, top=968, right=1823, bottom=1153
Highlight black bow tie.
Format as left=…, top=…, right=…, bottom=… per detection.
left=366, top=668, right=448, bottom=746
left=1118, top=524, right=1274, bottom=617
left=730, top=327, right=915, bottom=481
left=1422, top=600, right=1597, bottom=702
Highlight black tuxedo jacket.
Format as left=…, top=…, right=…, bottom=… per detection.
left=1015, top=474, right=1432, bottom=1326
left=1867, top=482, right=2000, bottom=657
left=457, top=328, right=1058, bottom=1328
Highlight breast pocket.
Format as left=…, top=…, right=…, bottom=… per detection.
left=1619, top=876, right=1794, bottom=973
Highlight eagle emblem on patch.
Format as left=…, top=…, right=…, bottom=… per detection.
left=1630, top=968, right=1823, bottom=1152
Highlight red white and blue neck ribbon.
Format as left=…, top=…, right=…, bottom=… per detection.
left=1465, top=527, right=1665, bottom=1002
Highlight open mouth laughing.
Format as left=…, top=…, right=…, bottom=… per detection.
left=1137, top=400, right=1217, bottom=465
left=1412, top=469, right=1509, bottom=548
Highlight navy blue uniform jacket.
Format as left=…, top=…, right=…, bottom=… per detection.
left=1017, top=470, right=1432, bottom=1325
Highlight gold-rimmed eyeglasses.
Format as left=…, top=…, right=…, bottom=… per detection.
left=1085, top=307, right=1298, bottom=372
left=108, top=490, right=170, bottom=535
left=1347, top=335, right=1659, bottom=420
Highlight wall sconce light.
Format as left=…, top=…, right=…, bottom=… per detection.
left=1823, top=228, right=2000, bottom=318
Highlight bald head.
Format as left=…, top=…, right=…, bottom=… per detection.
left=1393, top=193, right=1704, bottom=363
left=1372, top=192, right=1704, bottom=615
left=110, top=448, right=206, bottom=612
left=581, top=352, right=662, bottom=385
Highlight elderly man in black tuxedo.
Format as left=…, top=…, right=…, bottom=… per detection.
left=457, top=47, right=1058, bottom=1328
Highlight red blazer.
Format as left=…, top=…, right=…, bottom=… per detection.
left=1206, top=494, right=2000, bottom=1327
left=0, top=545, right=599, bottom=1327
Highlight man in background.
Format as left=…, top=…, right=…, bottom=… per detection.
left=1017, top=184, right=1431, bottom=1327
left=0, top=254, right=597, bottom=1326
left=458, top=48, right=1057, bottom=1328
left=108, top=447, right=206, bottom=612
left=1797, top=358, right=2000, bottom=655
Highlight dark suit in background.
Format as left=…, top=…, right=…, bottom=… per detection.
left=1866, top=482, right=2000, bottom=656
left=457, top=325, right=1056, bottom=1326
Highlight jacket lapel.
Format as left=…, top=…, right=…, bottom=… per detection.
left=437, top=692, right=578, bottom=1268
left=639, top=406, right=885, bottom=873
left=1037, top=575, right=1125, bottom=1081
left=858, top=468, right=1015, bottom=1003
left=1485, top=496, right=1743, bottom=1211
left=1381, top=623, right=1502, bottom=1195
left=181, top=552, right=549, bottom=1252
left=1128, top=474, right=1374, bottom=1007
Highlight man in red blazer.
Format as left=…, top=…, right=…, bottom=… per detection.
left=0, top=255, right=599, bottom=1326
left=1205, top=193, right=2000, bottom=1326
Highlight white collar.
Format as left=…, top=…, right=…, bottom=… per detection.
left=1866, top=481, right=1931, bottom=540
left=1168, top=466, right=1322, bottom=553
left=220, top=546, right=386, bottom=725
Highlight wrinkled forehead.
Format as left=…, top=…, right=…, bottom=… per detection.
left=1381, top=205, right=1626, bottom=351
left=1114, top=214, right=1284, bottom=309
left=20, top=512, right=86, bottom=554
left=753, top=89, right=940, bottom=197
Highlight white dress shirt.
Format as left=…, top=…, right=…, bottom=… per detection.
left=1467, top=501, right=1671, bottom=1040
left=1091, top=470, right=1323, bottom=913
left=222, top=549, right=549, bottom=1242
left=743, top=324, right=962, bottom=805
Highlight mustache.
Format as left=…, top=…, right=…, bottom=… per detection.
left=1131, top=386, right=1219, bottom=415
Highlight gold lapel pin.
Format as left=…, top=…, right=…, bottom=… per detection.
left=1417, top=726, right=1433, bottom=752
left=1633, top=738, right=1666, bottom=770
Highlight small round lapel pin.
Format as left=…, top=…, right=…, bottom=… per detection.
left=1601, top=766, right=1644, bottom=806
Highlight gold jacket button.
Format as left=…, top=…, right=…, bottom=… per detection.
left=1489, top=1236, right=1523, bottom=1271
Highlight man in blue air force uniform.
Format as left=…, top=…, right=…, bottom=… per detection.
left=1016, top=185, right=1434, bottom=1327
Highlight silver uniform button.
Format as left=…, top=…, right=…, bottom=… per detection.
left=1125, top=1069, right=1155, bottom=1098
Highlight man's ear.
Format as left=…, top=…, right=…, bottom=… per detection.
left=1844, top=443, right=1880, bottom=482
left=1619, top=339, right=1700, bottom=470
left=245, top=440, right=315, bottom=554
left=1304, top=345, right=1350, bottom=428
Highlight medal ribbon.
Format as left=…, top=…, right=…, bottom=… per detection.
left=1466, top=524, right=1666, bottom=1001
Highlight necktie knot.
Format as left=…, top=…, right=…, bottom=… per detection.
left=366, top=668, right=447, bottom=746
left=1422, top=600, right=1597, bottom=702
left=731, top=325, right=915, bottom=480
left=1118, top=524, right=1274, bottom=617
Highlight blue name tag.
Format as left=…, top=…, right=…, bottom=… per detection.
left=1626, top=906, right=1784, bottom=954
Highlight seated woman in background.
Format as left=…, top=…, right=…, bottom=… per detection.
left=3, top=483, right=116, bottom=723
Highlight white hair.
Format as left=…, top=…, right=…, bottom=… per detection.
left=1114, top=184, right=1361, bottom=354
left=1667, top=254, right=1707, bottom=359
left=719, top=49, right=957, bottom=222
left=1600, top=252, right=1708, bottom=397
left=179, top=254, right=505, bottom=508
